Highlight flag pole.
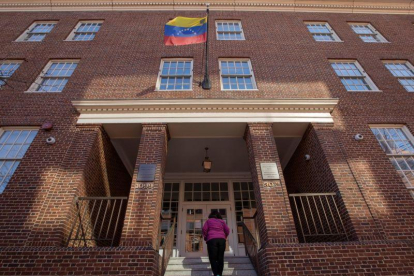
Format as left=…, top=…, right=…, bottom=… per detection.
left=201, top=3, right=211, bottom=90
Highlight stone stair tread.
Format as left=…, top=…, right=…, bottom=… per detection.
left=167, top=265, right=255, bottom=271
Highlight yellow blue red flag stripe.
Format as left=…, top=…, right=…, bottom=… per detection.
left=164, top=16, right=208, bottom=46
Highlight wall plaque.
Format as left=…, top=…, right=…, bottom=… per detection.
left=137, top=164, right=156, bottom=182
left=260, top=163, right=280, bottom=180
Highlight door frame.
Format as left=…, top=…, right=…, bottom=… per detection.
left=179, top=203, right=237, bottom=257
left=163, top=175, right=252, bottom=257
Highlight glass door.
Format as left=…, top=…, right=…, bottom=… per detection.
left=179, top=204, right=236, bottom=257
left=181, top=205, right=206, bottom=257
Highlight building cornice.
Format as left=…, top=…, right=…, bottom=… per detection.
left=0, top=1, right=413, bottom=14
left=72, top=98, right=339, bottom=124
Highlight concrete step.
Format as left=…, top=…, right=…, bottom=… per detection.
left=164, top=269, right=257, bottom=276
left=167, top=263, right=254, bottom=271
left=168, top=257, right=252, bottom=265
left=165, top=257, right=257, bottom=276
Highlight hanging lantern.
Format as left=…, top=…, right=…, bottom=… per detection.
left=202, top=147, right=212, bottom=173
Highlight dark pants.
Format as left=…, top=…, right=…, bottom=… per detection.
left=206, top=238, right=226, bottom=276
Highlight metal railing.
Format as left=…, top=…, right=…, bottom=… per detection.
left=239, top=212, right=260, bottom=275
left=66, top=196, right=128, bottom=247
left=289, top=193, right=349, bottom=243
left=160, top=217, right=176, bottom=276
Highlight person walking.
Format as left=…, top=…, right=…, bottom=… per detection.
left=202, top=210, right=230, bottom=276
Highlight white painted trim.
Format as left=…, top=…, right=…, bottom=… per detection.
left=1, top=1, right=414, bottom=14
left=348, top=22, right=389, bottom=43
left=305, top=21, right=343, bottom=42
left=155, top=59, right=194, bottom=92
left=164, top=172, right=252, bottom=181
left=219, top=58, right=257, bottom=91
left=215, top=20, right=245, bottom=41
left=72, top=98, right=338, bottom=124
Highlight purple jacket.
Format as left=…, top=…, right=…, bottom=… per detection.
left=202, top=218, right=230, bottom=242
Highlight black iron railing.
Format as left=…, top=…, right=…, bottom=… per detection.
left=289, top=193, right=349, bottom=243
left=159, top=216, right=176, bottom=276
left=239, top=212, right=260, bottom=274
left=66, top=196, right=127, bottom=247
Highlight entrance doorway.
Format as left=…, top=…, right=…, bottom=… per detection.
left=179, top=203, right=237, bottom=257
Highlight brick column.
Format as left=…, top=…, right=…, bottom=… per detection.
left=121, top=124, right=168, bottom=248
left=245, top=123, right=298, bottom=246
left=312, top=123, right=385, bottom=241
left=26, top=126, right=102, bottom=246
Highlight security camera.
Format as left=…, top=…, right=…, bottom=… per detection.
left=354, top=134, right=364, bottom=141
left=46, top=137, right=56, bottom=145
left=304, top=154, right=311, bottom=161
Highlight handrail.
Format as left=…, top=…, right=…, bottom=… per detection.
left=160, top=217, right=176, bottom=276
left=66, top=196, right=128, bottom=247
left=239, top=215, right=260, bottom=275
left=289, top=192, right=349, bottom=242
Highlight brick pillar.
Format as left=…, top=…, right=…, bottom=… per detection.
left=245, top=123, right=298, bottom=246
left=312, top=123, right=385, bottom=240
left=121, top=124, right=168, bottom=248
left=26, top=126, right=102, bottom=246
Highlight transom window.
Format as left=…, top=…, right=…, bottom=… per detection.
left=233, top=182, right=256, bottom=243
left=0, top=129, right=38, bottom=193
left=184, top=182, right=229, bottom=202
left=67, top=21, right=103, bottom=41
left=28, top=60, right=79, bottom=93
left=371, top=126, right=414, bottom=197
left=157, top=59, right=193, bottom=91
left=383, top=61, right=414, bottom=92
left=216, top=21, right=245, bottom=40
left=0, top=61, right=22, bottom=87
left=305, top=22, right=341, bottom=42
left=17, top=21, right=57, bottom=42
left=219, top=59, right=257, bottom=90
left=349, top=23, right=387, bottom=43
left=330, top=60, right=378, bottom=91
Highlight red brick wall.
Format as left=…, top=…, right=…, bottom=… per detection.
left=0, top=247, right=159, bottom=276
left=26, top=126, right=131, bottom=246
left=121, top=124, right=168, bottom=248
left=283, top=125, right=357, bottom=242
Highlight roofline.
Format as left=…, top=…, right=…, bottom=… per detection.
left=1, top=1, right=414, bottom=15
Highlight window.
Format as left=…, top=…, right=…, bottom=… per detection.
left=0, top=129, right=38, bottom=193
left=349, top=23, right=387, bottom=43
left=371, top=126, right=414, bottom=197
left=157, top=59, right=193, bottom=91
left=233, top=182, right=256, bottom=243
left=161, top=183, right=180, bottom=245
left=330, top=60, right=378, bottom=91
left=305, top=22, right=341, bottom=42
left=184, top=182, right=229, bottom=202
left=216, top=21, right=245, bottom=40
left=16, top=21, right=57, bottom=42
left=219, top=59, right=257, bottom=90
left=66, top=21, right=103, bottom=41
left=0, top=60, right=22, bottom=87
left=383, top=61, right=414, bottom=92
left=27, top=60, right=79, bottom=93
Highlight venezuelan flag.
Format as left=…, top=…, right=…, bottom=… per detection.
left=164, top=16, right=207, bottom=46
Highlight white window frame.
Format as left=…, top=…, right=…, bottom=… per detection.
left=65, top=20, right=104, bottom=41
left=26, top=59, right=79, bottom=93
left=348, top=22, right=388, bottom=43
left=0, top=127, right=39, bottom=194
left=16, top=21, right=58, bottom=42
left=329, top=59, right=380, bottom=92
left=156, top=58, right=193, bottom=91
left=219, top=58, right=258, bottom=91
left=215, top=20, right=245, bottom=41
left=383, top=60, right=414, bottom=92
left=304, top=21, right=342, bottom=42
left=370, top=124, right=414, bottom=198
left=0, top=60, right=23, bottom=87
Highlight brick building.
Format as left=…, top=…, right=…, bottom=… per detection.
left=0, top=0, right=413, bottom=275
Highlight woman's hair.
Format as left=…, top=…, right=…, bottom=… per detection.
left=208, top=210, right=223, bottom=219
